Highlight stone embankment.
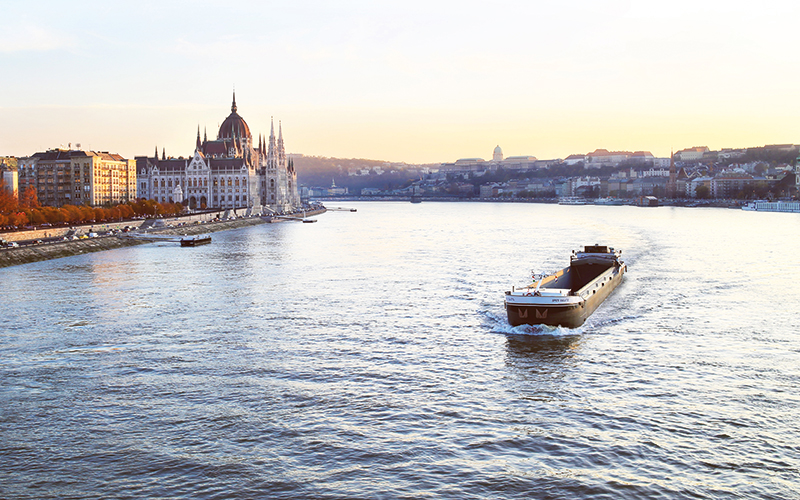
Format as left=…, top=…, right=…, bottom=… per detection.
left=0, top=210, right=325, bottom=269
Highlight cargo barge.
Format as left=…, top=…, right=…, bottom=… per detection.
left=180, top=235, right=212, bottom=247
left=504, top=245, right=626, bottom=328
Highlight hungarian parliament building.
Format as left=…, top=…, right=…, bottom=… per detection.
left=136, top=93, right=300, bottom=213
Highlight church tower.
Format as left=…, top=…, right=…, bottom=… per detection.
left=667, top=150, right=677, bottom=198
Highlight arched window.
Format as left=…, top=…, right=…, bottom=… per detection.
left=227, top=178, right=232, bottom=187
left=204, top=179, right=208, bottom=187
left=235, top=178, right=240, bottom=187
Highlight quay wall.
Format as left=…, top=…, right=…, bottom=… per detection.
left=0, top=209, right=237, bottom=243
left=0, top=209, right=326, bottom=269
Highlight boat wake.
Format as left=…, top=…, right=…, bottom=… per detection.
left=585, top=314, right=640, bottom=328
left=480, top=310, right=580, bottom=337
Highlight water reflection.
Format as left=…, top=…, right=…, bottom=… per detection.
left=505, top=333, right=582, bottom=364
left=504, top=334, right=583, bottom=403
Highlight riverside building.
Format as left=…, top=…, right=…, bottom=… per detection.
left=18, top=149, right=136, bottom=207
left=135, top=93, right=299, bottom=213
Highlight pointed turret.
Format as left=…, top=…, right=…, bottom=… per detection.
left=154, top=145, right=158, bottom=160
left=231, top=90, right=237, bottom=113
left=162, top=147, right=166, bottom=161
left=196, top=125, right=202, bottom=150
left=277, top=120, right=285, bottom=164
left=203, top=127, right=207, bottom=143
left=268, top=117, right=276, bottom=155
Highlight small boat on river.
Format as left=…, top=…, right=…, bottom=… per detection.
left=742, top=200, right=800, bottom=213
left=504, top=245, right=626, bottom=328
left=180, top=235, right=212, bottom=247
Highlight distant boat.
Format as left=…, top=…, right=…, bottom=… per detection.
left=742, top=200, right=800, bottom=213
left=180, top=235, right=211, bottom=247
left=504, top=245, right=627, bottom=328
left=558, top=197, right=588, bottom=205
left=410, top=194, right=422, bottom=204
left=636, top=196, right=659, bottom=207
left=593, top=197, right=626, bottom=205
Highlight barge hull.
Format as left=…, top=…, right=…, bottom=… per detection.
left=505, top=260, right=626, bottom=328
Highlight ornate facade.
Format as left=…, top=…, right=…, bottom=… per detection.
left=136, top=93, right=299, bottom=212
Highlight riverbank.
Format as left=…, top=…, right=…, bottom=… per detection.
left=0, top=209, right=325, bottom=269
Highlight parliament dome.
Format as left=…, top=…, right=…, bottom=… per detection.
left=218, top=92, right=251, bottom=140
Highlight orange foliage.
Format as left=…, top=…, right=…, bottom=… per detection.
left=19, top=186, right=39, bottom=209
left=1, top=196, right=187, bottom=230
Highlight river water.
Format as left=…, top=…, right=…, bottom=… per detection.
left=2, top=202, right=799, bottom=499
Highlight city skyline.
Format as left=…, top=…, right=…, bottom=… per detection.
left=2, top=0, right=799, bottom=164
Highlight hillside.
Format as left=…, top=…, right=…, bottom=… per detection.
left=293, top=155, right=437, bottom=191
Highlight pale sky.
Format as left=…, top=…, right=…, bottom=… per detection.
left=1, top=0, right=799, bottom=164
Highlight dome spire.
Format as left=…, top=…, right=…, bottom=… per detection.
left=231, top=89, right=237, bottom=113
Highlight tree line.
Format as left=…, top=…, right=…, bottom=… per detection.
left=0, top=180, right=183, bottom=230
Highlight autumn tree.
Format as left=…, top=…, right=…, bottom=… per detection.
left=0, top=178, right=17, bottom=213
left=19, top=186, right=39, bottom=209
left=61, top=205, right=82, bottom=224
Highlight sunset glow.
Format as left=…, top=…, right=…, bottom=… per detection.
left=2, top=0, right=799, bottom=163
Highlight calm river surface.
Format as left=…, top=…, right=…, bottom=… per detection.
left=2, top=202, right=800, bottom=499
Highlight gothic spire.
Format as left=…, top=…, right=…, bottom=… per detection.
left=277, top=120, right=285, bottom=163
left=154, top=145, right=158, bottom=159
left=203, top=127, right=207, bottom=142
left=162, top=147, right=166, bottom=161
left=196, top=125, right=201, bottom=150
left=231, top=90, right=237, bottom=113
left=269, top=116, right=275, bottom=139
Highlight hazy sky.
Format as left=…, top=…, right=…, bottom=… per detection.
left=2, top=0, right=799, bottom=163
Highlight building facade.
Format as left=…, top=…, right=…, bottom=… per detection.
left=18, top=149, right=136, bottom=207
left=136, top=93, right=299, bottom=213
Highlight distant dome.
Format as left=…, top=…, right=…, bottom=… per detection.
left=493, top=145, right=503, bottom=161
left=218, top=92, right=252, bottom=140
